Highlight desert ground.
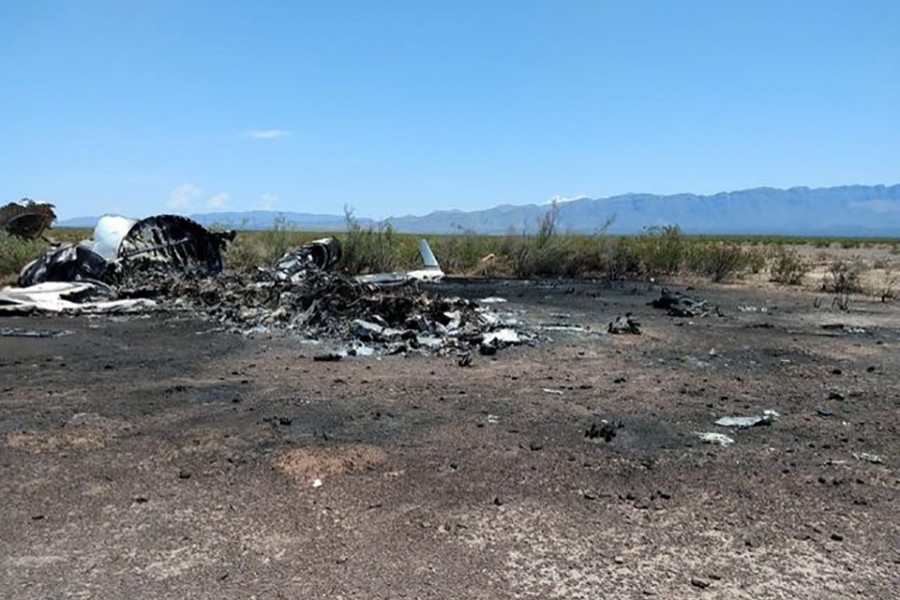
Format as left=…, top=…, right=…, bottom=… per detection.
left=1, top=278, right=898, bottom=599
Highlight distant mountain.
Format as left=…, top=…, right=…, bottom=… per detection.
left=56, top=184, right=900, bottom=236
left=384, top=184, right=900, bottom=236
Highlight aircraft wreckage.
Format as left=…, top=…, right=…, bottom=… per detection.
left=1, top=202, right=531, bottom=357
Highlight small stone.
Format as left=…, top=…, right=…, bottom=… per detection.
left=831, top=533, right=844, bottom=542
left=178, top=469, right=192, bottom=480
left=493, top=496, right=503, bottom=506
left=529, top=441, right=543, bottom=451
left=691, top=577, right=710, bottom=589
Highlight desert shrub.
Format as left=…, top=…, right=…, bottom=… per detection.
left=745, top=248, right=767, bottom=274
left=686, top=243, right=752, bottom=282
left=635, top=225, right=684, bottom=276
left=770, top=248, right=807, bottom=285
left=877, top=269, right=897, bottom=302
left=339, top=208, right=404, bottom=275
left=0, top=232, right=45, bottom=283
left=430, top=226, right=498, bottom=275
left=823, top=259, right=864, bottom=294
left=604, top=237, right=642, bottom=280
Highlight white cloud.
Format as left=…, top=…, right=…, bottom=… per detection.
left=243, top=129, right=292, bottom=139
left=849, top=199, right=900, bottom=214
left=167, top=183, right=203, bottom=209
left=206, top=192, right=230, bottom=209
left=254, top=193, right=280, bottom=210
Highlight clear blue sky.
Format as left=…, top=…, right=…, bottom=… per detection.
left=1, top=0, right=897, bottom=219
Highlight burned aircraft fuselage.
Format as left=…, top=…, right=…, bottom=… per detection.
left=18, top=214, right=235, bottom=286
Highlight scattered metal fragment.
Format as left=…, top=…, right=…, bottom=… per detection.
left=585, top=420, right=621, bottom=442
left=480, top=328, right=522, bottom=355
left=715, top=409, right=779, bottom=429
left=0, top=199, right=56, bottom=239
left=479, top=297, right=507, bottom=304
left=853, top=452, right=884, bottom=465
left=0, top=327, right=74, bottom=338
left=608, top=314, right=641, bottom=334
left=0, top=282, right=155, bottom=315
left=650, top=288, right=710, bottom=317
left=697, top=432, right=735, bottom=446
left=542, top=388, right=564, bottom=395
left=272, top=237, right=342, bottom=281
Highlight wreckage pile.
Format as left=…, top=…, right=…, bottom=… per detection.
left=118, top=266, right=529, bottom=356
left=0, top=202, right=533, bottom=357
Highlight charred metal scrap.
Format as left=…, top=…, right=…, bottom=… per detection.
left=271, top=238, right=343, bottom=282
left=18, top=214, right=235, bottom=286
left=114, top=266, right=534, bottom=356
left=0, top=199, right=56, bottom=240
left=649, top=288, right=710, bottom=317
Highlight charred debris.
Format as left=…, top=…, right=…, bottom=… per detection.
left=1, top=202, right=533, bottom=357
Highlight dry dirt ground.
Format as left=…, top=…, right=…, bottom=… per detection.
left=1, top=279, right=898, bottom=599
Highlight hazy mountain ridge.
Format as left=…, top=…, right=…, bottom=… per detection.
left=56, top=184, right=900, bottom=236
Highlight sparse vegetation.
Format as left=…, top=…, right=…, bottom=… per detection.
left=339, top=207, right=406, bottom=275
left=823, top=259, right=864, bottom=294
left=0, top=232, right=44, bottom=284
left=769, top=248, right=808, bottom=285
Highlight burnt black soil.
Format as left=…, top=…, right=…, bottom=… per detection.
left=1, top=279, right=898, bottom=599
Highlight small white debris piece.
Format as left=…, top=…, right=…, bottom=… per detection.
left=486, top=414, right=499, bottom=424
left=716, top=409, right=779, bottom=429
left=482, top=328, right=521, bottom=346
left=311, top=478, right=323, bottom=489
left=697, top=432, right=735, bottom=446
left=853, top=452, right=884, bottom=465
left=542, top=388, right=564, bottom=395
left=479, top=297, right=508, bottom=304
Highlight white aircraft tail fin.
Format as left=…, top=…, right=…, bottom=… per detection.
left=418, top=239, right=440, bottom=270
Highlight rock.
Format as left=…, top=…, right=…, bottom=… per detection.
left=690, top=577, right=710, bottom=589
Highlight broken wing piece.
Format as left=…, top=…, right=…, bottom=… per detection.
left=18, top=244, right=110, bottom=287
left=117, top=215, right=235, bottom=275
left=354, top=239, right=445, bottom=285
left=272, top=237, right=342, bottom=280
left=0, top=199, right=57, bottom=239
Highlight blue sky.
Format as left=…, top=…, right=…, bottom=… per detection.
left=1, top=0, right=897, bottom=220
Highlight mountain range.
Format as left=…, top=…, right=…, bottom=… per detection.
left=58, top=184, right=900, bottom=236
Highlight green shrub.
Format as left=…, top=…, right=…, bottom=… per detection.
left=770, top=248, right=807, bottom=285
left=0, top=232, right=45, bottom=284
left=339, top=208, right=408, bottom=275
left=636, top=225, right=684, bottom=276
left=686, top=243, right=752, bottom=282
